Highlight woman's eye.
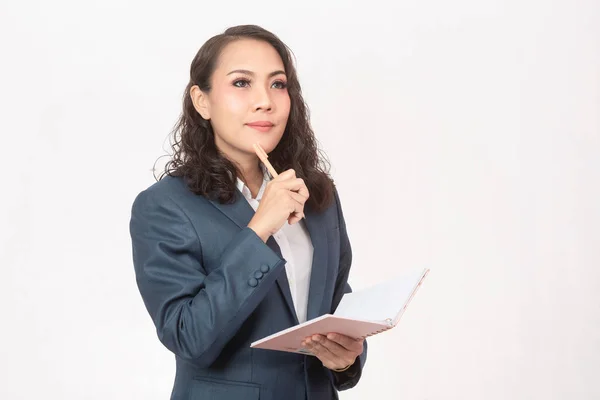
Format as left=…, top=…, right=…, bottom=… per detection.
left=272, top=81, right=287, bottom=89
left=233, top=79, right=250, bottom=88
left=233, top=79, right=286, bottom=89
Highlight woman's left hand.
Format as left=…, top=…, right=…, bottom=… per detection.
left=301, top=333, right=364, bottom=371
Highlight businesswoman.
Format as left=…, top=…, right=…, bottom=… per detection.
left=129, top=25, right=367, bottom=400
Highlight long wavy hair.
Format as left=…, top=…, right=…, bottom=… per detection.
left=158, top=25, right=334, bottom=212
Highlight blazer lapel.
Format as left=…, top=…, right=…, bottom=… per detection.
left=267, top=237, right=299, bottom=325
left=207, top=190, right=255, bottom=229
left=269, top=210, right=330, bottom=325
left=304, top=209, right=329, bottom=321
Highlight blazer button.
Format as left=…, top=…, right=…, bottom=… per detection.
left=248, top=278, right=258, bottom=287
left=254, top=271, right=264, bottom=279
left=260, top=264, right=270, bottom=273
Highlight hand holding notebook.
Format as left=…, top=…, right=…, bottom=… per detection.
left=251, top=268, right=430, bottom=355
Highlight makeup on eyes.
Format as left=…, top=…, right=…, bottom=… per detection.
left=231, top=77, right=287, bottom=89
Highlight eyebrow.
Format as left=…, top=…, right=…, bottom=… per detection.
left=226, top=69, right=286, bottom=78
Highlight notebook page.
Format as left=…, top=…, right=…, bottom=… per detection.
left=333, top=268, right=426, bottom=323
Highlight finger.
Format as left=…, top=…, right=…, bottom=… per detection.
left=312, top=335, right=356, bottom=368
left=304, top=338, right=336, bottom=368
left=301, top=338, right=317, bottom=356
left=288, top=190, right=307, bottom=205
left=278, top=178, right=309, bottom=198
left=290, top=178, right=309, bottom=199
left=285, top=194, right=303, bottom=215
left=288, top=214, right=302, bottom=225
left=314, top=335, right=353, bottom=359
left=286, top=193, right=305, bottom=224
left=313, top=344, right=349, bottom=370
left=326, top=333, right=364, bottom=353
left=288, top=216, right=302, bottom=225
left=273, top=169, right=296, bottom=181
left=288, top=209, right=305, bottom=225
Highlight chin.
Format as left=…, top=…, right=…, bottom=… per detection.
left=252, top=136, right=283, bottom=154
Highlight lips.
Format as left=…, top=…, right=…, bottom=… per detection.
left=246, top=121, right=275, bottom=133
left=246, top=121, right=274, bottom=127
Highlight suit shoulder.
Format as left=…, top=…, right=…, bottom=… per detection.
left=143, top=175, right=188, bottom=196
left=131, top=175, right=207, bottom=212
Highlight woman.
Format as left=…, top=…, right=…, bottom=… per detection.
left=129, top=25, right=367, bottom=400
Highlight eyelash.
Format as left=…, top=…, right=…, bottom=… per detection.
left=233, top=78, right=287, bottom=89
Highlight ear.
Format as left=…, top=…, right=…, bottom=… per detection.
left=190, top=85, right=211, bottom=120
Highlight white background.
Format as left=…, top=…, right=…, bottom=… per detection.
left=1, top=0, right=598, bottom=399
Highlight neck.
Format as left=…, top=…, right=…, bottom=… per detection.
left=234, top=156, right=264, bottom=198
left=213, top=137, right=264, bottom=196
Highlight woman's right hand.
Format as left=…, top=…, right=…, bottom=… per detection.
left=247, top=169, right=309, bottom=242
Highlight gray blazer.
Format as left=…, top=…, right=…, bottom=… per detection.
left=129, top=175, right=367, bottom=400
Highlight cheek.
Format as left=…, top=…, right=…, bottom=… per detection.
left=213, top=86, right=247, bottom=118
left=277, top=92, right=291, bottom=118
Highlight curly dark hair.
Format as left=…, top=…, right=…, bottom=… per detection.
left=157, top=25, right=335, bottom=212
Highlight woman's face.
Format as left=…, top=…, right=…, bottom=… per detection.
left=192, top=39, right=291, bottom=162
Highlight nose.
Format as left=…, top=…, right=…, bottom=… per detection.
left=253, top=86, right=273, bottom=112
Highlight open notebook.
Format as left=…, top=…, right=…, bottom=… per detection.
left=250, top=267, right=429, bottom=355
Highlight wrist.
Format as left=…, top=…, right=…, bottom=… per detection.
left=247, top=222, right=270, bottom=242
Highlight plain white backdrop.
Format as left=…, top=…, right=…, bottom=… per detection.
left=1, top=0, right=598, bottom=399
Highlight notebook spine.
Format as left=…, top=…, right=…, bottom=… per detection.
left=359, top=318, right=394, bottom=339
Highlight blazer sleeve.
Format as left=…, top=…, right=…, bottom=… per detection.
left=129, top=188, right=286, bottom=368
left=328, top=187, right=368, bottom=391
